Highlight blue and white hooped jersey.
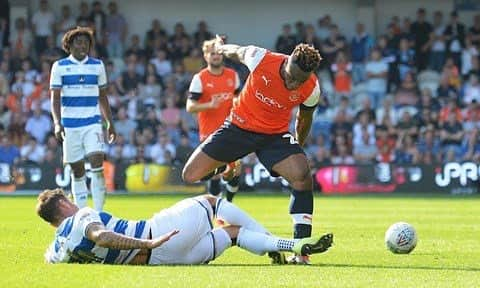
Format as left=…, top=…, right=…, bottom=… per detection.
left=50, top=55, right=108, bottom=128
left=45, top=207, right=150, bottom=264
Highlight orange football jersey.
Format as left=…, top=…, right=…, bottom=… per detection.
left=230, top=49, right=319, bottom=134
left=189, top=68, right=239, bottom=141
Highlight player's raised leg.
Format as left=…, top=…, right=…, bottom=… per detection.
left=182, top=147, right=227, bottom=183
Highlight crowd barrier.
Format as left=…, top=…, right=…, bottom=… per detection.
left=0, top=161, right=478, bottom=195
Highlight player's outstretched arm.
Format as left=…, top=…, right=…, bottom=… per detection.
left=214, top=34, right=250, bottom=64
left=85, top=223, right=179, bottom=250
left=295, top=106, right=315, bottom=147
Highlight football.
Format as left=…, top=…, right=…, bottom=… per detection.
left=385, top=222, right=417, bottom=254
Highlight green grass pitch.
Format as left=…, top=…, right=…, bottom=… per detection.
left=1, top=193, right=479, bottom=288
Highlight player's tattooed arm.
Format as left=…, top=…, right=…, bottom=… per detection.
left=85, top=223, right=179, bottom=250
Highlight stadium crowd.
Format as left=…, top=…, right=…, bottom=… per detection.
left=0, top=1, right=479, bottom=173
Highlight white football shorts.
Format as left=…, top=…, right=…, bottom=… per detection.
left=63, top=124, right=105, bottom=163
left=148, top=196, right=232, bottom=264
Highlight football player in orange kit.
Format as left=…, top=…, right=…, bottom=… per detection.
left=186, top=39, right=242, bottom=202
left=182, top=35, right=330, bottom=264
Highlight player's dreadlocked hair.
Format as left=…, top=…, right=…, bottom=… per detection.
left=291, top=44, right=322, bottom=73
left=61, top=26, right=95, bottom=54
left=36, top=188, right=69, bottom=224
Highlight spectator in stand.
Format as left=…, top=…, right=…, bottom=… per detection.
left=193, top=21, right=213, bottom=48
left=353, top=111, right=375, bottom=147
left=108, top=134, right=136, bottom=161
left=395, top=134, right=420, bottom=164
left=377, top=34, right=398, bottom=92
left=417, top=88, right=441, bottom=113
left=31, top=0, right=55, bottom=56
left=76, top=2, right=92, bottom=27
left=427, top=11, right=447, bottom=72
left=149, top=132, right=176, bottom=165
left=410, top=8, right=432, bottom=71
left=144, top=62, right=163, bottom=86
left=174, top=133, right=194, bottom=166
left=330, top=96, right=355, bottom=121
left=462, top=73, right=480, bottom=105
left=275, top=24, right=297, bottom=55
left=330, top=110, right=353, bottom=142
left=304, top=24, right=321, bottom=51
left=170, top=36, right=192, bottom=64
left=306, top=134, right=330, bottom=161
left=394, top=72, right=419, bottom=107
left=56, top=5, right=76, bottom=48
left=462, top=99, right=480, bottom=132
left=331, top=143, right=355, bottom=165
left=11, top=71, right=35, bottom=101
left=105, top=1, right=127, bottom=58
left=169, top=22, right=189, bottom=56
left=150, top=49, right=172, bottom=78
left=114, top=107, right=137, bottom=144
left=355, top=97, right=376, bottom=122
left=0, top=96, right=10, bottom=129
left=41, top=36, right=64, bottom=64
left=366, top=48, right=388, bottom=109
left=439, top=97, right=462, bottom=124
left=469, top=14, right=480, bottom=47
left=294, top=21, right=306, bottom=43
left=331, top=51, right=352, bottom=101
left=396, top=110, right=418, bottom=138
left=437, top=74, right=458, bottom=104
left=25, top=104, right=51, bottom=144
left=138, top=74, right=162, bottom=108
left=137, top=108, right=160, bottom=135
left=317, top=15, right=332, bottom=41
left=160, top=97, right=181, bottom=144
left=145, top=19, right=167, bottom=57
left=351, top=23, right=373, bottom=84
left=376, top=97, right=399, bottom=126
left=462, top=128, right=480, bottom=161
left=0, top=63, right=8, bottom=95
left=125, top=35, right=147, bottom=64
left=0, top=133, right=20, bottom=165
left=441, top=57, right=462, bottom=90
left=444, top=11, right=466, bottom=68
left=461, top=36, right=478, bottom=78
left=417, top=126, right=441, bottom=164
left=20, top=136, right=45, bottom=164
left=322, top=24, right=347, bottom=69
left=396, top=38, right=416, bottom=81
left=118, top=62, right=143, bottom=94
left=172, top=62, right=191, bottom=95
left=440, top=112, right=464, bottom=160
left=10, top=17, right=33, bottom=58
left=353, top=130, right=377, bottom=164
left=183, top=48, right=204, bottom=75
left=375, top=126, right=396, bottom=163
left=89, top=1, right=107, bottom=44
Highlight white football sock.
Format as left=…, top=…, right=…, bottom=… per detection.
left=71, top=175, right=88, bottom=208
left=236, top=227, right=299, bottom=255
left=215, top=198, right=269, bottom=234
left=90, top=167, right=106, bottom=211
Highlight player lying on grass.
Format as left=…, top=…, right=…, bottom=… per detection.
left=37, top=189, right=333, bottom=265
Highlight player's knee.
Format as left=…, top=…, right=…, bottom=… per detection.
left=88, top=154, right=104, bottom=168
left=290, top=167, right=313, bottom=190
left=70, top=162, right=85, bottom=178
left=222, top=225, right=240, bottom=240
